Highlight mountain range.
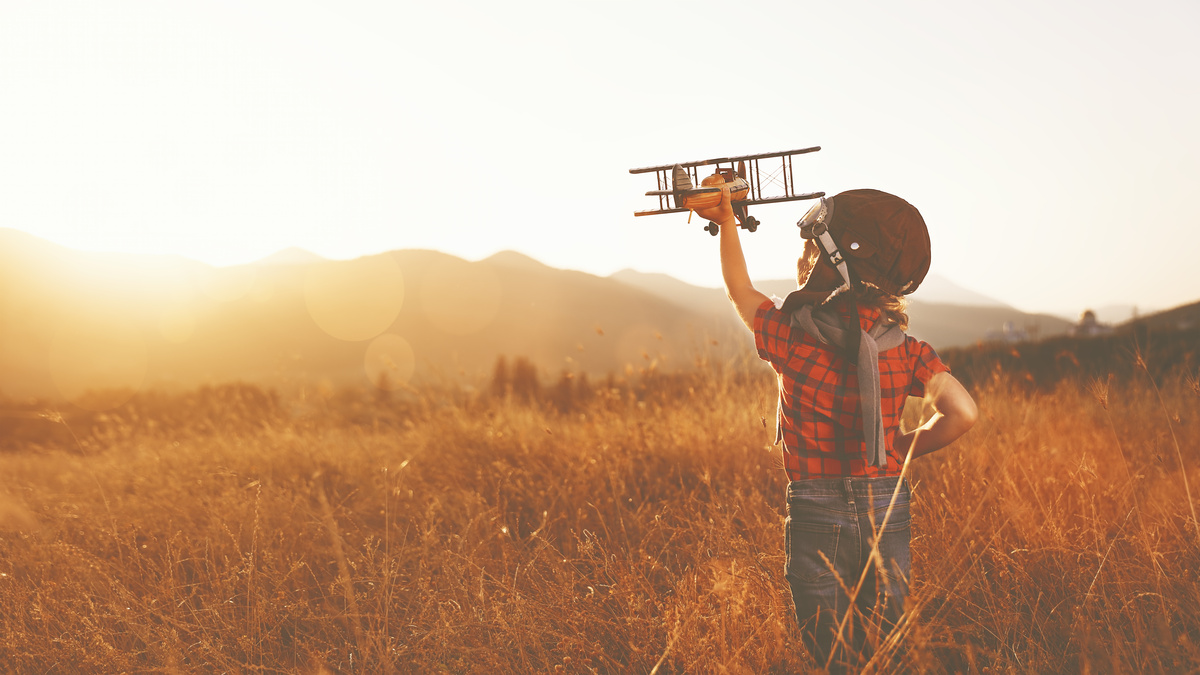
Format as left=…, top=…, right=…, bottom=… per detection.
left=0, top=229, right=1138, bottom=405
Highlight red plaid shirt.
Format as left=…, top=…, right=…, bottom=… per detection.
left=754, top=298, right=949, bottom=480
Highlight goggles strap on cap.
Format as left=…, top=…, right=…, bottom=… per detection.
left=815, top=229, right=853, bottom=293
left=797, top=198, right=853, bottom=294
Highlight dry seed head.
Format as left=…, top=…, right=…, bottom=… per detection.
left=1089, top=378, right=1111, bottom=410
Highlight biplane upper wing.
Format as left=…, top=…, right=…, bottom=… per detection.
left=628, top=146, right=822, bottom=175
left=630, top=146, right=824, bottom=217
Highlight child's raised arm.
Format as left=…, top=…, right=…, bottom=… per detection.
left=692, top=174, right=769, bottom=329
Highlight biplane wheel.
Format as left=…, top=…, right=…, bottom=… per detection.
left=705, top=221, right=720, bottom=236
left=743, top=216, right=760, bottom=232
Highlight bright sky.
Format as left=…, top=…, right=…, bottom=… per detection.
left=2, top=1, right=1198, bottom=316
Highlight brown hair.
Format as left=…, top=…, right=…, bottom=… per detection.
left=846, top=283, right=909, bottom=330
left=795, top=240, right=821, bottom=287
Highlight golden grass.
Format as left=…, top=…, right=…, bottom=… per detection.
left=0, top=365, right=1198, bottom=673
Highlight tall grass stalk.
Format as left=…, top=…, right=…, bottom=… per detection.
left=1137, top=354, right=1200, bottom=544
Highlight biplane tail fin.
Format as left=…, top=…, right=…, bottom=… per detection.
left=672, top=164, right=693, bottom=192
left=646, top=164, right=714, bottom=199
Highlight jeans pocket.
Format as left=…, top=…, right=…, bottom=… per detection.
left=870, top=508, right=910, bottom=538
left=785, top=518, right=841, bottom=584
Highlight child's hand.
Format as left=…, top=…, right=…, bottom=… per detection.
left=692, top=173, right=736, bottom=227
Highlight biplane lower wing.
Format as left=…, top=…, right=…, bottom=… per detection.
left=634, top=206, right=690, bottom=217
left=740, top=191, right=825, bottom=207
left=643, top=188, right=719, bottom=197
left=633, top=191, right=825, bottom=217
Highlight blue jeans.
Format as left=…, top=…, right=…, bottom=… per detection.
left=785, top=475, right=911, bottom=669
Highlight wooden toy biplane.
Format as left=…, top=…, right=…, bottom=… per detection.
left=629, top=146, right=825, bottom=235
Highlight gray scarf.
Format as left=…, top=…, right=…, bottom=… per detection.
left=789, top=303, right=906, bottom=467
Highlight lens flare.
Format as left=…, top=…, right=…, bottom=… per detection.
left=305, top=255, right=404, bottom=342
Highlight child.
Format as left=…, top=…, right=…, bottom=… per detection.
left=695, top=179, right=978, bottom=669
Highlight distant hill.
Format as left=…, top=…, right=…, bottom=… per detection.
left=251, top=247, right=327, bottom=266
left=484, top=249, right=555, bottom=271
left=0, top=231, right=748, bottom=403
left=609, top=269, right=741, bottom=320
left=1121, top=299, right=1200, bottom=332
left=609, top=269, right=1074, bottom=350
left=939, top=301, right=1200, bottom=389
left=0, top=229, right=1191, bottom=405
left=907, top=273, right=1011, bottom=307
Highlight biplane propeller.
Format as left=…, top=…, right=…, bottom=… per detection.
left=629, top=146, right=825, bottom=236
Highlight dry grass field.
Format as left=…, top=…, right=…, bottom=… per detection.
left=1, top=359, right=1198, bottom=673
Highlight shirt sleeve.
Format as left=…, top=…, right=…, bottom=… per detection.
left=907, top=337, right=950, bottom=397
left=753, top=299, right=791, bottom=369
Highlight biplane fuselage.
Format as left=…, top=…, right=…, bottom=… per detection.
left=675, top=173, right=750, bottom=212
